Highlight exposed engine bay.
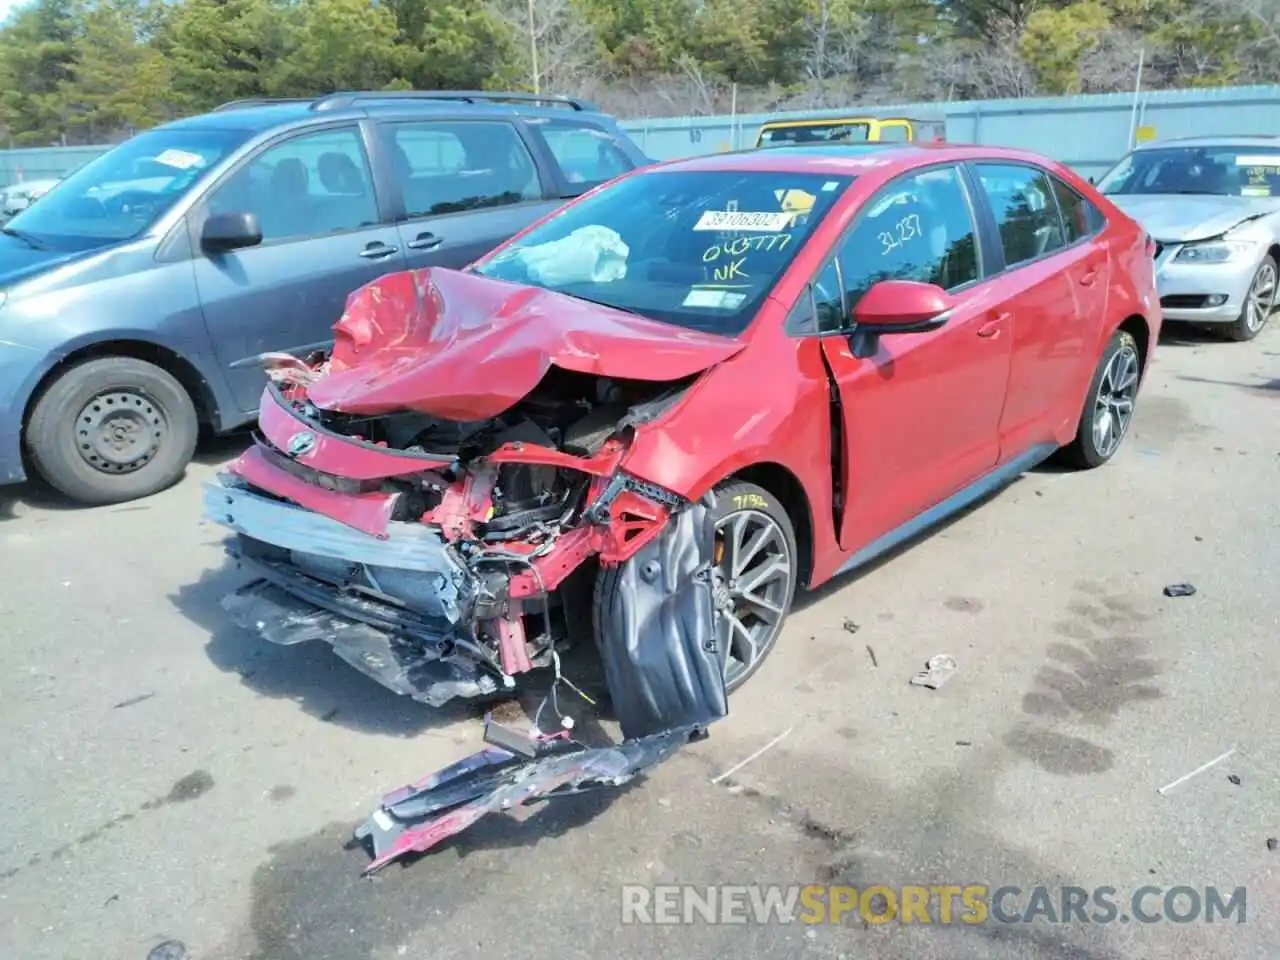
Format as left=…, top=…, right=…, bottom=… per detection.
left=201, top=267, right=741, bottom=867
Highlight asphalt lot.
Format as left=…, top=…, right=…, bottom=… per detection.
left=2, top=323, right=1279, bottom=960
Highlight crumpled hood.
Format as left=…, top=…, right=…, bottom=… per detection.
left=1107, top=193, right=1280, bottom=243
left=306, top=267, right=746, bottom=420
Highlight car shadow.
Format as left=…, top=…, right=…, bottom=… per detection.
left=1156, top=321, right=1225, bottom=347
left=1177, top=373, right=1280, bottom=394
left=172, top=560, right=484, bottom=737
left=0, top=429, right=254, bottom=521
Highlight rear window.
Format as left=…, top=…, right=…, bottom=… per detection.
left=758, top=123, right=871, bottom=146
left=527, top=118, right=636, bottom=190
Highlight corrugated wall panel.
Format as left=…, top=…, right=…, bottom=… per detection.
left=3, top=84, right=1279, bottom=187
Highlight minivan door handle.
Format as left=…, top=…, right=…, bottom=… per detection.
left=359, top=242, right=399, bottom=259
left=407, top=232, right=443, bottom=251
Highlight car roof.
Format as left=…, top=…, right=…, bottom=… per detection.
left=644, top=142, right=1062, bottom=175
left=1135, top=135, right=1280, bottom=151
left=153, top=91, right=616, bottom=136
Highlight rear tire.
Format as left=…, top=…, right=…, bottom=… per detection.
left=1223, top=255, right=1276, bottom=342
left=1058, top=329, right=1141, bottom=470
left=26, top=356, right=199, bottom=505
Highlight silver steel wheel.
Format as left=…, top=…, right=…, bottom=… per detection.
left=75, top=389, right=168, bottom=475
left=1245, top=260, right=1277, bottom=333
left=713, top=509, right=792, bottom=687
left=1092, top=342, right=1140, bottom=459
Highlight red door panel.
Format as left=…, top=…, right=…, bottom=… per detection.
left=820, top=280, right=1013, bottom=552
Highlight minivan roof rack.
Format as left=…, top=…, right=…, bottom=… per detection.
left=311, top=90, right=595, bottom=111
left=212, top=90, right=596, bottom=114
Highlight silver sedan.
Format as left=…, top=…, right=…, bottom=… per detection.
left=1097, top=136, right=1280, bottom=342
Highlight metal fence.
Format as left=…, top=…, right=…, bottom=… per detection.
left=622, top=84, right=1280, bottom=179
left=3, top=84, right=1280, bottom=188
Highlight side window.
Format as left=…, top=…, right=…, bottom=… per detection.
left=876, top=122, right=911, bottom=143
left=206, top=127, right=378, bottom=244
left=1051, top=175, right=1105, bottom=241
left=384, top=120, right=541, bottom=220
left=838, top=164, right=981, bottom=308
left=813, top=259, right=844, bottom=333
left=975, top=163, right=1067, bottom=267
left=532, top=119, right=635, bottom=189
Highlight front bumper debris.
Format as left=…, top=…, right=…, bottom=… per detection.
left=352, top=496, right=728, bottom=873
left=355, top=722, right=709, bottom=875
left=204, top=472, right=501, bottom=707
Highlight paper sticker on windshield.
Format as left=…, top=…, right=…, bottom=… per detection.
left=1242, top=186, right=1271, bottom=197
left=775, top=188, right=816, bottom=217
left=683, top=288, right=731, bottom=308
left=154, top=149, right=206, bottom=170
left=1233, top=155, right=1280, bottom=167
left=693, top=210, right=794, bottom=232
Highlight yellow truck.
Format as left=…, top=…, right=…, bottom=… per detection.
left=755, top=112, right=947, bottom=147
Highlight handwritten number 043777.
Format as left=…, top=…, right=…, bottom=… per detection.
left=879, top=213, right=922, bottom=255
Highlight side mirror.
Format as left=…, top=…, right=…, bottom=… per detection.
left=201, top=211, right=262, bottom=253
left=848, top=280, right=953, bottom=358
left=1088, top=175, right=1096, bottom=185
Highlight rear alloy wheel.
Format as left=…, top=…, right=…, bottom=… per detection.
left=26, top=356, right=199, bottom=505
left=1058, top=329, right=1142, bottom=469
left=710, top=481, right=798, bottom=692
left=1224, top=254, right=1277, bottom=342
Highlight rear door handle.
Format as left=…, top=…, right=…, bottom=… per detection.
left=359, top=242, right=399, bottom=259
left=977, top=313, right=1009, bottom=338
left=407, top=232, right=443, bottom=251
left=1079, top=270, right=1098, bottom=287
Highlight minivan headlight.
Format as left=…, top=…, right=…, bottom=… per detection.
left=1174, top=240, right=1255, bottom=264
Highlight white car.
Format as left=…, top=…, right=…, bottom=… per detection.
left=1, top=179, right=61, bottom=216
left=1098, top=136, right=1280, bottom=342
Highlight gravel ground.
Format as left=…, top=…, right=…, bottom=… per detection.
left=1, top=322, right=1278, bottom=960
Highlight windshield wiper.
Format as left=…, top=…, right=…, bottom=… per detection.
left=1, top=225, right=45, bottom=250
left=559, top=290, right=645, bottom=316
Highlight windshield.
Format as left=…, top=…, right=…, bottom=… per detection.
left=472, top=169, right=852, bottom=336
left=6, top=127, right=249, bottom=250
left=758, top=123, right=871, bottom=146
left=1097, top=146, right=1280, bottom=198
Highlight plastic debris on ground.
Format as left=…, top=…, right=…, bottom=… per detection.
left=910, top=654, right=958, bottom=690
left=1163, top=582, right=1197, bottom=597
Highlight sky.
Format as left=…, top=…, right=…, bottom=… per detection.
left=0, top=0, right=26, bottom=25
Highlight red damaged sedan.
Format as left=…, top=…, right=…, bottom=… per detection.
left=204, top=143, right=1160, bottom=733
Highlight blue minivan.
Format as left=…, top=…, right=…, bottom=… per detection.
left=0, top=90, right=649, bottom=504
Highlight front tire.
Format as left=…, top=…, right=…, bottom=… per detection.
left=708, top=480, right=798, bottom=692
left=1058, top=329, right=1141, bottom=469
left=1224, top=254, right=1277, bottom=342
left=25, top=356, right=199, bottom=505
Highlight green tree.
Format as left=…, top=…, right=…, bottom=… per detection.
left=0, top=0, right=82, bottom=144
left=158, top=0, right=290, bottom=112
left=1020, top=0, right=1113, bottom=93
left=266, top=0, right=412, bottom=96
left=59, top=0, right=173, bottom=141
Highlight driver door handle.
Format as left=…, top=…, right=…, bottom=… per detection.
left=977, top=313, right=1009, bottom=338
left=1079, top=269, right=1098, bottom=287
left=359, top=242, right=399, bottom=259
left=407, top=232, right=443, bottom=251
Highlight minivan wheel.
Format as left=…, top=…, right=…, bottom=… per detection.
left=1057, top=329, right=1141, bottom=470
left=26, top=356, right=199, bottom=505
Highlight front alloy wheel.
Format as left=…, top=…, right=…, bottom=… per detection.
left=710, top=481, right=798, bottom=691
left=1226, top=254, right=1277, bottom=342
